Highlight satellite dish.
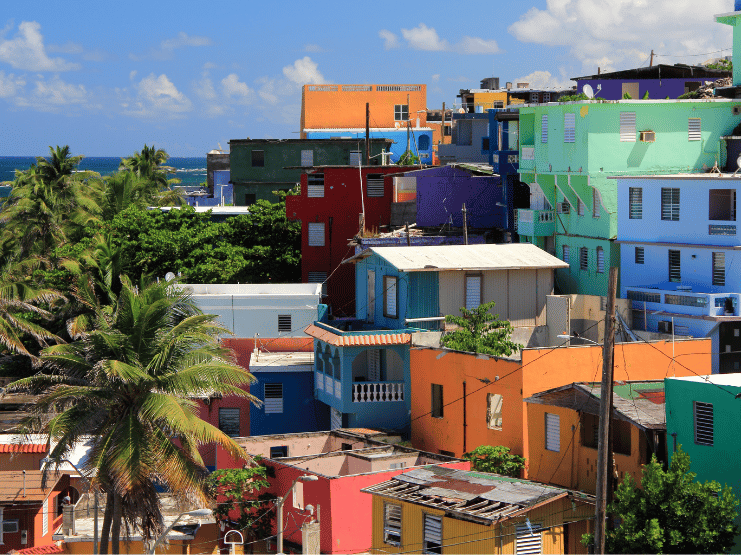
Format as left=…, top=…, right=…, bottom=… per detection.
left=165, top=272, right=176, bottom=282
left=583, top=84, right=595, bottom=99
left=736, top=154, right=741, bottom=169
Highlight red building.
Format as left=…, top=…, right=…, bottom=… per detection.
left=286, top=165, right=417, bottom=316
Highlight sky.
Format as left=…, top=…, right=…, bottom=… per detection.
left=0, top=0, right=736, bottom=157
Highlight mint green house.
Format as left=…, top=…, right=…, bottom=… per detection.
left=665, top=374, right=741, bottom=548
left=517, top=99, right=741, bottom=296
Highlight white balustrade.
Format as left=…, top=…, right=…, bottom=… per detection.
left=352, top=382, right=405, bottom=403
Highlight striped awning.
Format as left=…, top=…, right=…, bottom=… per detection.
left=304, top=325, right=411, bottom=347
left=0, top=443, right=47, bottom=453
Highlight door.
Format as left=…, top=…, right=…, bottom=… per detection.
left=367, top=270, right=375, bottom=322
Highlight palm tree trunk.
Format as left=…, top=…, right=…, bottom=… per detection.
left=111, top=494, right=122, bottom=555
left=100, top=493, right=114, bottom=554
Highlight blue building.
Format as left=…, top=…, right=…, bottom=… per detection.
left=438, top=112, right=490, bottom=164
left=616, top=174, right=741, bottom=373
left=303, top=127, right=433, bottom=164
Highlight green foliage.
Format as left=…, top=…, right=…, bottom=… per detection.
left=207, top=466, right=275, bottom=542
left=559, top=92, right=590, bottom=102
left=463, top=445, right=525, bottom=477
left=642, top=90, right=650, bottom=99
left=582, top=447, right=739, bottom=554
left=397, top=150, right=420, bottom=165
left=707, top=58, right=732, bottom=71
left=623, top=92, right=632, bottom=99
left=440, top=301, right=522, bottom=356
left=678, top=90, right=700, bottom=99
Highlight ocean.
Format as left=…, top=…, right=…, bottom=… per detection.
left=0, top=156, right=208, bottom=189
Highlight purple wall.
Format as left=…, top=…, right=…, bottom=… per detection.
left=576, top=78, right=709, bottom=100
left=413, top=165, right=503, bottom=229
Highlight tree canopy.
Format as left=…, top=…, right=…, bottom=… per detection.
left=440, top=301, right=522, bottom=356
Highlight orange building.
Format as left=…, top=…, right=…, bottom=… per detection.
left=409, top=338, right=711, bottom=477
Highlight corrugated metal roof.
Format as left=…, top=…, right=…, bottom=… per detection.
left=344, top=243, right=569, bottom=272
left=304, top=324, right=411, bottom=346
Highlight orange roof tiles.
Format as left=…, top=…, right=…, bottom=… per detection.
left=304, top=325, right=411, bottom=347
left=14, top=545, right=64, bottom=554
left=0, top=443, right=47, bottom=453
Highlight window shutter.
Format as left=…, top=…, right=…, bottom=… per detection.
left=541, top=114, right=548, bottom=143
left=367, top=350, right=380, bottom=382
left=596, top=247, right=605, bottom=274
left=620, top=112, right=636, bottom=142
left=661, top=188, right=680, bottom=221
left=264, top=383, right=284, bottom=414
left=308, top=222, right=325, bottom=246
left=465, top=276, right=481, bottom=309
left=423, top=514, right=442, bottom=553
left=516, top=523, right=543, bottom=555
left=42, top=498, right=48, bottom=536
left=688, top=118, right=701, bottom=141
left=384, top=276, right=398, bottom=318
left=367, top=174, right=385, bottom=197
left=635, top=247, right=645, bottom=264
left=545, top=413, right=560, bottom=451
left=629, top=187, right=642, bottom=219
left=694, top=401, right=713, bottom=445
left=278, top=315, right=291, bottom=332
left=564, top=113, right=575, bottom=143
left=577, top=198, right=584, bottom=216
left=562, top=245, right=570, bottom=264
left=307, top=173, right=324, bottom=197
left=579, top=247, right=588, bottom=270
left=383, top=503, right=402, bottom=546
left=219, top=408, right=241, bottom=437
left=592, top=188, right=601, bottom=218
left=713, top=252, right=726, bottom=286
left=349, top=151, right=361, bottom=165
left=301, top=150, right=314, bottom=167
left=668, top=250, right=681, bottom=282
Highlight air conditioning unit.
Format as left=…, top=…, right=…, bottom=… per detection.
left=733, top=105, right=741, bottom=116
left=640, top=130, right=656, bottom=143
left=658, top=320, right=673, bottom=334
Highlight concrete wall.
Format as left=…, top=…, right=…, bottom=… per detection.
left=305, top=129, right=434, bottom=164
left=576, top=78, right=721, bottom=101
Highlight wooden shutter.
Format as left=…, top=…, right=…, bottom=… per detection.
left=545, top=413, right=560, bottom=451
left=694, top=401, right=713, bottom=446
left=465, top=275, right=481, bottom=309
left=620, top=112, right=636, bottom=142
left=308, top=222, right=325, bottom=246
left=423, top=514, right=442, bottom=553
left=516, top=523, right=542, bottom=555
left=264, top=383, right=283, bottom=414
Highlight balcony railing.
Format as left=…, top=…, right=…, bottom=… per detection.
left=353, top=381, right=405, bottom=403
left=516, top=209, right=555, bottom=237
left=627, top=287, right=741, bottom=317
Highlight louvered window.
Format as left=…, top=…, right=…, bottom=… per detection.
left=694, top=401, right=713, bottom=446
left=661, top=188, right=680, bottom=221
left=307, top=173, right=324, bottom=197
left=301, top=149, right=314, bottom=167
left=308, top=271, right=327, bottom=283
left=629, top=187, right=642, bottom=219
left=465, top=275, right=481, bottom=309
left=563, top=245, right=570, bottom=264
left=308, top=222, right=325, bottom=246
left=383, top=503, right=402, bottom=546
left=564, top=113, right=575, bottom=143
left=688, top=118, right=701, bottom=141
left=383, top=276, right=398, bottom=318
left=516, top=523, right=543, bottom=555
left=278, top=315, right=291, bottom=332
left=579, top=247, right=588, bottom=270
left=577, top=198, right=584, bottom=216
left=620, top=112, right=636, bottom=142
left=596, top=247, right=605, bottom=274
left=635, top=247, right=645, bottom=264
left=218, top=408, right=240, bottom=437
left=545, top=413, right=560, bottom=452
left=264, top=383, right=284, bottom=414
left=487, top=393, right=503, bottom=430
left=367, top=174, right=385, bottom=197
left=668, top=250, right=681, bottom=282
left=423, top=514, right=442, bottom=554
left=713, top=252, right=726, bottom=286
left=541, top=114, right=548, bottom=143
left=593, top=188, right=601, bottom=218
left=42, top=498, right=48, bottom=536
left=367, top=349, right=380, bottom=382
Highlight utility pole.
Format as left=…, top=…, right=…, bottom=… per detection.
left=365, top=102, right=370, bottom=166
left=462, top=204, right=468, bottom=245
left=441, top=101, right=446, bottom=144
left=594, top=266, right=618, bottom=554
left=406, top=94, right=411, bottom=154
left=650, top=49, right=655, bottom=67
left=405, top=222, right=411, bottom=246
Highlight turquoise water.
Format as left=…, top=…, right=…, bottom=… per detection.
left=0, top=156, right=208, bottom=188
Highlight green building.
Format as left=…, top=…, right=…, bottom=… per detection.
left=517, top=99, right=741, bottom=296
left=228, top=138, right=392, bottom=206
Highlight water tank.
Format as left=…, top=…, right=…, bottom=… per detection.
left=480, top=77, right=500, bottom=90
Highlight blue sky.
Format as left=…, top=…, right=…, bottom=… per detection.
left=0, top=0, right=734, bottom=157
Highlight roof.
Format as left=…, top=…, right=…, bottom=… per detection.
left=0, top=470, right=65, bottom=503
left=182, top=283, right=322, bottom=297
left=304, top=324, right=411, bottom=346
left=667, top=374, right=741, bottom=387
left=362, top=466, right=588, bottom=525
left=343, top=243, right=569, bottom=272
left=573, top=64, right=730, bottom=81
left=303, top=127, right=434, bottom=133
left=0, top=443, right=47, bottom=453
left=13, top=545, right=64, bottom=554
left=249, top=351, right=314, bottom=372
left=229, top=138, right=393, bottom=144
left=524, top=380, right=667, bottom=430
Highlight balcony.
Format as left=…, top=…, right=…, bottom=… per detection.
left=315, top=372, right=341, bottom=401
left=519, top=144, right=535, bottom=170
left=626, top=287, right=741, bottom=318
left=516, top=209, right=555, bottom=237
left=353, top=381, right=404, bottom=403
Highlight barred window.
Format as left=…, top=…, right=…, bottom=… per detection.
left=629, top=187, right=642, bottom=219
left=713, top=252, right=726, bottom=286
left=662, top=188, right=680, bottom=221
left=579, top=247, right=588, bottom=270
left=668, top=250, right=681, bottom=282
left=635, top=247, right=645, bottom=264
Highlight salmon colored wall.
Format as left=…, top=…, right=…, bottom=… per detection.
left=63, top=524, right=221, bottom=555
left=0, top=452, right=47, bottom=471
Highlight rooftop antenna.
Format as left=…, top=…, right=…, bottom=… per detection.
left=583, top=84, right=595, bottom=99
left=217, top=142, right=224, bottom=152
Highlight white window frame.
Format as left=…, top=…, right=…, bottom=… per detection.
left=689, top=118, right=702, bottom=141
left=394, top=104, right=409, bottom=121
left=516, top=523, right=543, bottom=555
left=264, top=383, right=284, bottom=414
left=620, top=112, right=637, bottom=142
left=564, top=113, right=575, bottom=143
left=383, top=503, right=402, bottom=546
left=487, top=393, right=503, bottom=430
left=308, top=222, right=325, bottom=247
left=383, top=275, right=398, bottom=318
left=694, top=401, right=713, bottom=446
left=465, top=274, right=482, bottom=310
left=545, top=412, right=560, bottom=452
left=713, top=252, right=726, bottom=286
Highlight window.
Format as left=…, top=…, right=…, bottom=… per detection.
left=661, top=188, right=680, bottom=221
left=307, top=173, right=324, bottom=197
left=308, top=271, right=327, bottom=283
left=308, top=222, right=325, bottom=247
left=516, top=523, right=543, bottom=555
left=278, top=315, right=291, bottom=332
left=543, top=92, right=551, bottom=103
left=580, top=412, right=599, bottom=449
left=545, top=412, right=560, bottom=452
left=264, top=383, right=284, bottom=414
left=487, top=393, right=503, bottom=430
left=218, top=407, right=240, bottom=437
left=383, top=276, right=398, bottom=318
left=349, top=151, right=361, bottom=165
left=42, top=498, right=48, bottom=536
left=431, top=384, right=443, bottom=418
left=367, top=174, right=385, bottom=197
left=713, top=252, right=726, bottom=286
left=270, top=445, right=288, bottom=458
left=620, top=112, right=636, bottom=142
left=579, top=247, right=588, bottom=270
left=465, top=275, right=481, bottom=310
left=596, top=247, right=605, bottom=274
left=592, top=188, right=601, bottom=218
left=423, top=514, right=442, bottom=554
left=244, top=193, right=257, bottom=206
left=668, top=250, right=681, bottom=282
left=301, top=149, right=314, bottom=167
left=709, top=189, right=736, bottom=221
left=613, top=419, right=632, bottom=456
left=443, top=125, right=452, bottom=136
left=251, top=150, right=265, bottom=167
left=564, top=113, right=575, bottom=143
left=635, top=247, right=645, bottom=264
left=629, top=187, right=642, bottom=219
left=694, top=401, right=713, bottom=446
left=541, top=114, right=548, bottom=143
left=418, top=135, right=430, bottom=150
left=481, top=137, right=490, bottom=151
left=1, top=520, right=18, bottom=534
left=394, top=104, right=409, bottom=121
left=577, top=198, right=584, bottom=216
left=563, top=245, right=570, bottom=264
left=383, top=503, right=402, bottom=546
left=530, top=92, right=539, bottom=103
left=688, top=118, right=702, bottom=141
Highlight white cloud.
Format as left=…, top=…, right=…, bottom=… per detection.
left=10, top=75, right=94, bottom=113
left=0, top=71, right=25, bottom=98
left=130, top=32, right=212, bottom=61
left=123, top=73, right=192, bottom=119
left=282, top=56, right=327, bottom=85
left=304, top=44, right=326, bottom=53
left=203, top=61, right=218, bottom=70
left=221, top=73, right=252, bottom=100
left=401, top=24, right=450, bottom=51
left=0, top=21, right=80, bottom=71
left=129, top=70, right=137, bottom=81
left=508, top=0, right=732, bottom=72
left=513, top=69, right=573, bottom=90
left=457, top=36, right=500, bottom=54
left=192, top=71, right=254, bottom=118
left=379, top=29, right=400, bottom=50
left=431, top=74, right=440, bottom=82
left=47, top=41, right=83, bottom=54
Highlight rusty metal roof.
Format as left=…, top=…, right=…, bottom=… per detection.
left=0, top=470, right=65, bottom=503
left=304, top=324, right=411, bottom=346
left=362, top=467, right=587, bottom=525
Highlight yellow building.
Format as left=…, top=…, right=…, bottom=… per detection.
left=362, top=467, right=594, bottom=554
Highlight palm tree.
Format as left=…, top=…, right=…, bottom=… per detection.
left=119, top=145, right=177, bottom=189
left=100, top=171, right=182, bottom=221
left=11, top=276, right=257, bottom=553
